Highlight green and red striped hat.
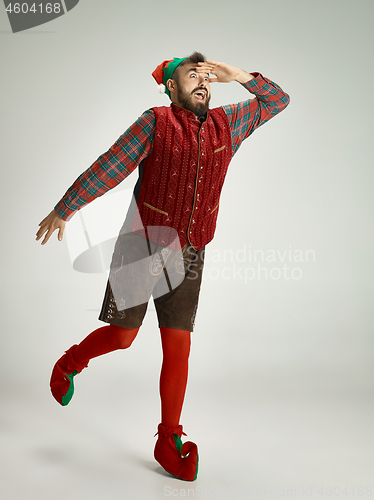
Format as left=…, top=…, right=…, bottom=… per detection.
left=152, top=57, right=187, bottom=98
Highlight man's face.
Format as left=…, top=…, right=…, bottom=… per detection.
left=170, top=63, right=211, bottom=119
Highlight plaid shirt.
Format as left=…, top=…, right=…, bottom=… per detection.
left=55, top=72, right=289, bottom=220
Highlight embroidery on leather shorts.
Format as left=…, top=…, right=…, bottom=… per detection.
left=149, top=246, right=173, bottom=276
left=191, top=304, right=198, bottom=328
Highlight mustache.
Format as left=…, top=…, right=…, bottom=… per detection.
left=192, top=87, right=208, bottom=96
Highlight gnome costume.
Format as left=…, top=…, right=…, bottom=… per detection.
left=49, top=54, right=290, bottom=481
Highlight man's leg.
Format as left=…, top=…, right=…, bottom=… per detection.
left=74, top=324, right=139, bottom=362
left=50, top=324, right=139, bottom=406
left=152, top=244, right=204, bottom=481
left=154, top=327, right=198, bottom=481
left=159, top=327, right=191, bottom=427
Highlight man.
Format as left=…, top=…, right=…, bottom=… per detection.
left=36, top=52, right=290, bottom=481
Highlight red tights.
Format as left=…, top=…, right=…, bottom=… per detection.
left=73, top=324, right=191, bottom=428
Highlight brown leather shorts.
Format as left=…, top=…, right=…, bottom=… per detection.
left=98, top=232, right=205, bottom=332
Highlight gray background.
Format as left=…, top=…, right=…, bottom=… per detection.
left=1, top=0, right=373, bottom=499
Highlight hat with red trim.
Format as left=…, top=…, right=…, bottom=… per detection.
left=152, top=57, right=187, bottom=98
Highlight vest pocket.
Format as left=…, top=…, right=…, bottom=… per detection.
left=143, top=202, right=168, bottom=216
left=214, top=145, right=226, bottom=153
left=210, top=203, right=219, bottom=214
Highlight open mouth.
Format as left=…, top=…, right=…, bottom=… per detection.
left=193, top=90, right=206, bottom=101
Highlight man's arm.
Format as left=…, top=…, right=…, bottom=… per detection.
left=36, top=109, right=156, bottom=245
left=196, top=61, right=290, bottom=155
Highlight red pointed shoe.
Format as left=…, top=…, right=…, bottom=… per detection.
left=50, top=345, right=89, bottom=406
left=154, top=423, right=199, bottom=481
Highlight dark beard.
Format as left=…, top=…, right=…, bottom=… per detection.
left=176, top=86, right=210, bottom=119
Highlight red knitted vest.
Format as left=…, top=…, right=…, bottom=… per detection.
left=130, top=103, right=232, bottom=250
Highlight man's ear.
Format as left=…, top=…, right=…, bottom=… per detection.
left=166, top=79, right=177, bottom=94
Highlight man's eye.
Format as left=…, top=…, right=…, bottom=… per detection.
left=190, top=73, right=197, bottom=78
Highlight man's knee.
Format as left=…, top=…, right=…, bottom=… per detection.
left=160, top=327, right=191, bottom=358
left=109, top=325, right=139, bottom=349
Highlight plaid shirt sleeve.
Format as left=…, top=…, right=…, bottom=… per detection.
left=222, top=72, right=290, bottom=156
left=54, top=109, right=155, bottom=221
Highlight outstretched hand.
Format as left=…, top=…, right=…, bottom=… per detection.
left=36, top=210, right=66, bottom=245
left=196, top=60, right=254, bottom=84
